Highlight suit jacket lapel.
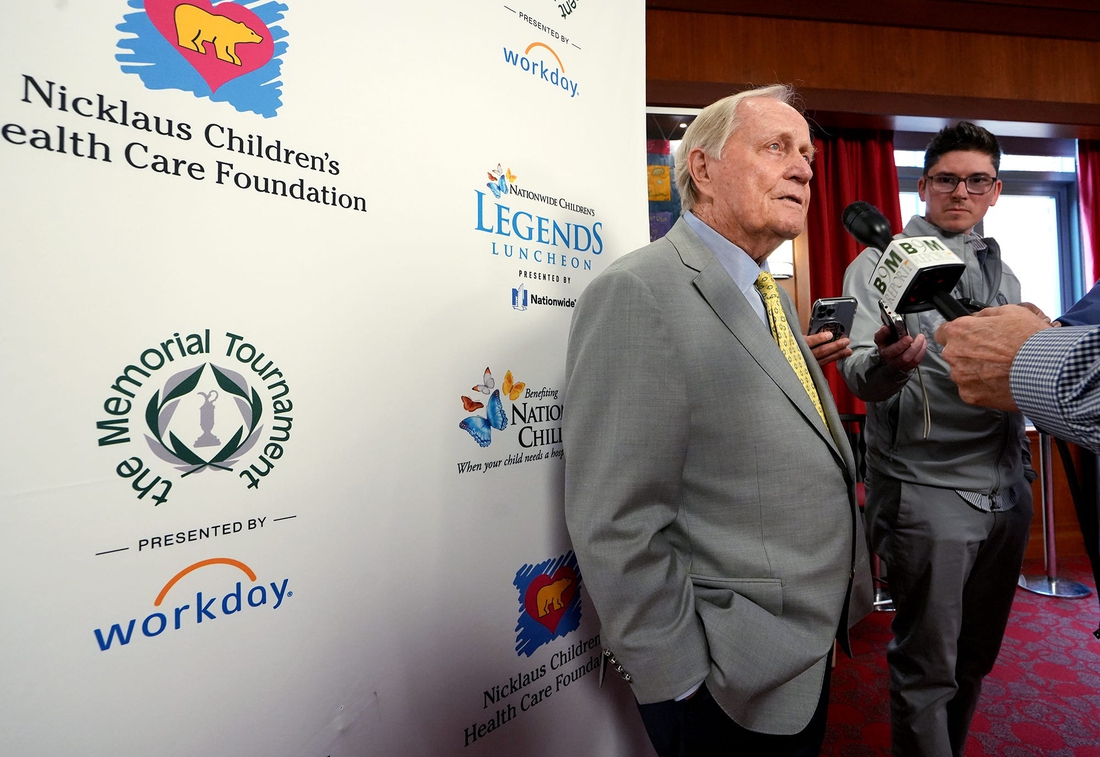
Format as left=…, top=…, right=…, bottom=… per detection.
left=666, top=220, right=846, bottom=467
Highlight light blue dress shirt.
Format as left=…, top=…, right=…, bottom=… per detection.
left=682, top=211, right=770, bottom=327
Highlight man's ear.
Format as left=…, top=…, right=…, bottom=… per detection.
left=687, top=148, right=710, bottom=199
left=988, top=178, right=1003, bottom=207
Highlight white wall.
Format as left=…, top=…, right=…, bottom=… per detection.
left=0, top=2, right=651, bottom=755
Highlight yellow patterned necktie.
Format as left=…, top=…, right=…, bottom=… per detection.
left=754, top=271, right=827, bottom=425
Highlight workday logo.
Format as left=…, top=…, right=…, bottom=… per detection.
left=514, top=551, right=582, bottom=657
left=116, top=0, right=289, bottom=117
left=93, top=556, right=292, bottom=651
left=502, top=42, right=579, bottom=98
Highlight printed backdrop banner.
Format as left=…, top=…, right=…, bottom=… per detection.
left=0, top=2, right=651, bottom=756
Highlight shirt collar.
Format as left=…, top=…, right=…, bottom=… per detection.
left=682, top=211, right=770, bottom=300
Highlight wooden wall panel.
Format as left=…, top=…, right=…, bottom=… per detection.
left=647, top=10, right=1100, bottom=136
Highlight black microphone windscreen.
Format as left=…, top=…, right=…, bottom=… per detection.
left=842, top=201, right=894, bottom=253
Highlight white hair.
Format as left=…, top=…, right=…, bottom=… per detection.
left=674, top=84, right=799, bottom=213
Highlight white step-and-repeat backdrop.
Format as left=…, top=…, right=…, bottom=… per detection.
left=0, top=2, right=651, bottom=755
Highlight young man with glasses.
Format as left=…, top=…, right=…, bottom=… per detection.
left=839, top=122, right=1037, bottom=757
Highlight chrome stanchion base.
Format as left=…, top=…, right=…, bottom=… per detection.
left=1018, top=574, right=1093, bottom=598
left=873, top=585, right=895, bottom=612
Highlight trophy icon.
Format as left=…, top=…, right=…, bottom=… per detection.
left=194, top=390, right=222, bottom=447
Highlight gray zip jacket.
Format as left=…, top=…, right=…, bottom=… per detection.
left=838, top=215, right=1031, bottom=506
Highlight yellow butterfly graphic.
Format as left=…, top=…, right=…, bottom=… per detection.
left=502, top=370, right=526, bottom=401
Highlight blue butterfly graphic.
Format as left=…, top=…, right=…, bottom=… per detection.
left=460, top=389, right=508, bottom=447
left=487, top=173, right=508, bottom=199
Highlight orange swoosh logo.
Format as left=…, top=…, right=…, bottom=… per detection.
left=154, top=557, right=257, bottom=606
left=524, top=42, right=565, bottom=72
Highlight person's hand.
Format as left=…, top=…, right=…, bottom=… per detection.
left=1018, top=302, right=1053, bottom=324
left=873, top=324, right=927, bottom=371
left=806, top=330, right=852, bottom=367
left=934, top=305, right=1053, bottom=410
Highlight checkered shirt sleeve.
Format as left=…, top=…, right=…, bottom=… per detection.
left=1011, top=326, right=1100, bottom=452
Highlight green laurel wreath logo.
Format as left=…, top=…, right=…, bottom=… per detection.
left=144, top=363, right=263, bottom=477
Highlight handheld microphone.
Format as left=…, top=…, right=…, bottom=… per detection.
left=841, top=201, right=971, bottom=321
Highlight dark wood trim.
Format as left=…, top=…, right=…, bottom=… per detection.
left=646, top=0, right=1100, bottom=42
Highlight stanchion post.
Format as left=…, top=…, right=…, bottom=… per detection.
left=1019, top=432, right=1092, bottom=598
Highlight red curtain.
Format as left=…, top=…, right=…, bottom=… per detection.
left=806, top=129, right=904, bottom=415
left=1078, top=140, right=1100, bottom=286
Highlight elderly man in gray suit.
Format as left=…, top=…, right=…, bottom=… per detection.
left=563, top=84, right=872, bottom=757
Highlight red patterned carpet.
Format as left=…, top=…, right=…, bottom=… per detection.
left=825, top=557, right=1100, bottom=756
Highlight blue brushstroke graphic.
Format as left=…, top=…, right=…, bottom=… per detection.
left=513, top=551, right=582, bottom=657
left=115, top=0, right=289, bottom=117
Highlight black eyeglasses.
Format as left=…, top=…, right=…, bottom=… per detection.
left=925, top=174, right=998, bottom=194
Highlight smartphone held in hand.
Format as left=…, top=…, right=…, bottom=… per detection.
left=808, top=297, right=858, bottom=342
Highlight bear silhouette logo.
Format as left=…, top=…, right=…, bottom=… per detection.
left=515, top=556, right=582, bottom=655
left=536, top=577, right=572, bottom=617
left=174, top=4, right=263, bottom=66
left=120, top=0, right=283, bottom=114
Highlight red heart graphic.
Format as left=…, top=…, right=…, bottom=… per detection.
left=145, top=0, right=275, bottom=93
left=524, top=566, right=578, bottom=633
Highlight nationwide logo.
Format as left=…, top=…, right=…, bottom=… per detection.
left=511, top=284, right=575, bottom=311
left=502, top=42, right=579, bottom=98
left=514, top=551, right=582, bottom=657
left=475, top=162, right=603, bottom=276
left=92, top=556, right=292, bottom=651
left=116, top=0, right=289, bottom=117
left=511, top=282, right=528, bottom=311
left=95, top=329, right=295, bottom=505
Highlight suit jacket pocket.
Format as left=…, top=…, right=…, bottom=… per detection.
left=691, top=575, right=784, bottom=617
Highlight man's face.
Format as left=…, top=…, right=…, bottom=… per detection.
left=689, top=98, right=813, bottom=262
left=918, top=150, right=1002, bottom=235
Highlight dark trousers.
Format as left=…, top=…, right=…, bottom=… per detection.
left=636, top=666, right=831, bottom=757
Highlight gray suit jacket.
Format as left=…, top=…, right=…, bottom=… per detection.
left=563, top=218, right=872, bottom=734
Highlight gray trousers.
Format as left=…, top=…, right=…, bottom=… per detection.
left=864, top=473, right=1033, bottom=757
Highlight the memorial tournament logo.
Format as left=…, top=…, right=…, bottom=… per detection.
left=116, top=0, right=289, bottom=117
left=553, top=0, right=581, bottom=20
left=144, top=362, right=263, bottom=476
left=95, top=330, right=295, bottom=505
left=514, top=551, right=582, bottom=657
